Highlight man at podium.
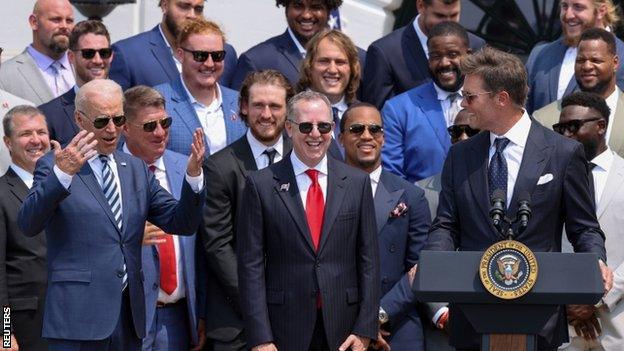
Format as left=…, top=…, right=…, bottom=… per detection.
left=424, top=47, right=612, bottom=351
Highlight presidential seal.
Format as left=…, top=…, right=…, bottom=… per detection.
left=479, top=240, right=538, bottom=299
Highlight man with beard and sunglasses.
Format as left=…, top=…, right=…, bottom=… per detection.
left=120, top=86, right=207, bottom=351
left=534, top=28, right=624, bottom=157
left=109, top=0, right=238, bottom=91
left=381, top=21, right=471, bottom=183
left=0, top=0, right=75, bottom=105
left=155, top=18, right=246, bottom=157
left=39, top=20, right=113, bottom=147
left=237, top=90, right=379, bottom=351
left=553, top=91, right=624, bottom=351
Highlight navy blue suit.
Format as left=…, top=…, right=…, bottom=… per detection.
left=39, top=88, right=78, bottom=146
left=526, top=37, right=624, bottom=114
left=375, top=170, right=430, bottom=351
left=381, top=82, right=451, bottom=182
left=109, top=25, right=238, bottom=91
left=425, top=121, right=606, bottom=349
left=230, top=30, right=367, bottom=89
left=362, top=23, right=485, bottom=109
left=154, top=76, right=246, bottom=156
left=18, top=151, right=205, bottom=348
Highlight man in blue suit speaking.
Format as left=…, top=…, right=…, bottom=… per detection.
left=18, top=79, right=206, bottom=351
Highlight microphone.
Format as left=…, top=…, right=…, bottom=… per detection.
left=517, top=192, right=532, bottom=234
left=489, top=189, right=506, bottom=232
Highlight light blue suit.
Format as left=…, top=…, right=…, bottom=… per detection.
left=381, top=81, right=451, bottom=182
left=154, top=76, right=246, bottom=156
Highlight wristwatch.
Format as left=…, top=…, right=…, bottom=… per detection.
left=378, top=307, right=389, bottom=324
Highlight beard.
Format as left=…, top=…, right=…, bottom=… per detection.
left=164, top=13, right=180, bottom=40
left=562, top=17, right=596, bottom=47
left=48, top=33, right=69, bottom=54
left=577, top=77, right=613, bottom=97
left=431, top=66, right=464, bottom=93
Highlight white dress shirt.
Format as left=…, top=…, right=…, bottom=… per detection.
left=433, top=83, right=463, bottom=127
left=10, top=163, right=34, bottom=189
left=246, top=129, right=284, bottom=170
left=591, top=148, right=614, bottom=205
left=369, top=165, right=382, bottom=197
left=557, top=47, right=577, bottom=100
left=413, top=15, right=430, bottom=58
left=488, top=111, right=532, bottom=205
left=27, top=45, right=75, bottom=97
left=180, top=77, right=228, bottom=154
left=605, top=88, right=619, bottom=144
left=291, top=152, right=328, bottom=208
left=158, top=24, right=182, bottom=73
left=287, top=26, right=307, bottom=58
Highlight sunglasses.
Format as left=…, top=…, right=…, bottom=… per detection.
left=461, top=91, right=492, bottom=104
left=552, top=117, right=603, bottom=135
left=447, top=124, right=480, bottom=139
left=288, top=120, right=333, bottom=134
left=79, top=110, right=126, bottom=129
left=347, top=123, right=384, bottom=135
left=180, top=47, right=226, bottom=63
left=77, top=48, right=113, bottom=59
left=130, top=117, right=173, bottom=132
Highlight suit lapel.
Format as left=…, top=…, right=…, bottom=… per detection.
left=276, top=31, right=304, bottom=72
left=418, top=83, right=452, bottom=149
left=77, top=160, right=122, bottom=235
left=403, top=25, right=429, bottom=83
left=231, top=136, right=257, bottom=174
left=547, top=39, right=569, bottom=104
left=221, top=87, right=244, bottom=144
left=16, top=50, right=54, bottom=102
left=467, top=132, right=492, bottom=223
left=149, top=26, right=179, bottom=83
left=318, top=158, right=347, bottom=253
left=171, top=77, right=204, bottom=142
left=608, top=91, right=624, bottom=154
left=61, top=89, right=79, bottom=135
left=374, top=171, right=404, bottom=233
left=5, top=168, right=29, bottom=202
left=597, top=155, right=624, bottom=218
left=163, top=151, right=184, bottom=200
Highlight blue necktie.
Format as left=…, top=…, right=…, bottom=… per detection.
left=488, top=138, right=510, bottom=201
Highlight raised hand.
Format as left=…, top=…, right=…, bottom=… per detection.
left=187, top=128, right=205, bottom=177
left=339, top=334, right=370, bottom=351
left=142, top=222, right=168, bottom=246
left=52, top=130, right=98, bottom=175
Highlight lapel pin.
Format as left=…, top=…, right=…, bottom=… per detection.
left=280, top=183, right=290, bottom=192
left=120, top=162, right=127, bottom=166
left=2, top=101, right=8, bottom=109
left=230, top=113, right=238, bottom=121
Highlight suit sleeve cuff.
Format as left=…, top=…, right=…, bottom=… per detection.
left=432, top=306, right=449, bottom=325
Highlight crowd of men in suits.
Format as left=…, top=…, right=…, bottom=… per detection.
left=1, top=0, right=624, bottom=350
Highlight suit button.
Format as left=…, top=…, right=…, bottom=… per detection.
left=389, top=245, right=396, bottom=253
left=315, top=260, right=320, bottom=268
left=117, top=270, right=125, bottom=278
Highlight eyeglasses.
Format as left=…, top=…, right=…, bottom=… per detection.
left=76, top=48, right=113, bottom=59
left=180, top=47, right=226, bottom=63
left=78, top=110, right=126, bottom=129
left=552, top=117, right=603, bottom=135
left=347, top=123, right=384, bottom=136
left=129, top=117, right=173, bottom=132
left=461, top=91, right=492, bottom=104
left=288, top=120, right=334, bottom=134
left=447, top=124, right=480, bottom=139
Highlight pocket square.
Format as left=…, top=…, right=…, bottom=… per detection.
left=537, top=173, right=553, bottom=185
left=390, top=202, right=408, bottom=218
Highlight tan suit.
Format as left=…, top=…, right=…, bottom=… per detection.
left=532, top=90, right=624, bottom=157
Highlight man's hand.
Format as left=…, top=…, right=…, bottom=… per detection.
left=407, top=264, right=418, bottom=287
left=370, top=328, right=391, bottom=351
left=142, top=222, right=168, bottom=245
left=572, top=316, right=601, bottom=341
left=436, top=309, right=449, bottom=330
left=251, top=343, right=277, bottom=351
left=186, top=128, right=205, bottom=177
left=567, top=304, right=596, bottom=322
left=52, top=130, right=98, bottom=175
left=599, top=260, right=613, bottom=294
left=189, top=318, right=206, bottom=351
left=1, top=334, right=18, bottom=351
left=338, top=334, right=369, bottom=351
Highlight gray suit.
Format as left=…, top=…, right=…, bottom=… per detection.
left=532, top=90, right=624, bottom=158
left=0, top=89, right=34, bottom=174
left=0, top=49, right=54, bottom=105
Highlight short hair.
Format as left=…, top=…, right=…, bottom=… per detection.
left=75, top=79, right=123, bottom=115
left=460, top=46, right=528, bottom=107
left=3, top=105, right=46, bottom=138
left=422, top=0, right=459, bottom=5
left=297, top=30, right=361, bottom=103
left=595, top=0, right=621, bottom=30
left=239, top=70, right=295, bottom=123
left=427, top=21, right=470, bottom=48
left=275, top=0, right=342, bottom=11
left=579, top=28, right=617, bottom=55
left=123, top=86, right=166, bottom=123
left=177, top=18, right=225, bottom=47
left=287, top=90, right=332, bottom=122
left=561, top=91, right=611, bottom=125
left=340, top=102, right=380, bottom=133
left=69, top=20, right=110, bottom=51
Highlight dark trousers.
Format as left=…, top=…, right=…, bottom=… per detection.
left=142, top=300, right=190, bottom=351
left=309, top=310, right=329, bottom=351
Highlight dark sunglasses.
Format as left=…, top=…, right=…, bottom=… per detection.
left=447, top=124, right=480, bottom=139
left=131, top=117, right=173, bottom=132
left=180, top=47, right=226, bottom=63
left=552, top=117, right=603, bottom=135
left=461, top=91, right=492, bottom=104
left=77, top=48, right=113, bottom=59
left=79, top=111, right=126, bottom=129
left=347, top=123, right=384, bottom=135
left=289, top=120, right=333, bottom=134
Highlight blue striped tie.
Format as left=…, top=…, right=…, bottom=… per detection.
left=99, top=155, right=127, bottom=290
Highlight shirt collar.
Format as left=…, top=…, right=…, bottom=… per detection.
left=9, top=163, right=34, bottom=188
left=180, top=75, right=223, bottom=110
left=591, top=147, right=614, bottom=173
left=489, top=110, right=532, bottom=148
left=27, top=45, right=71, bottom=70
left=290, top=151, right=328, bottom=177
left=606, top=87, right=619, bottom=114
left=287, top=26, right=307, bottom=57
left=246, top=129, right=284, bottom=160
left=158, top=24, right=173, bottom=49
left=122, top=143, right=166, bottom=171
left=433, top=83, right=461, bottom=101
left=332, top=97, right=348, bottom=113
left=369, top=165, right=382, bottom=184
left=412, top=15, right=429, bottom=56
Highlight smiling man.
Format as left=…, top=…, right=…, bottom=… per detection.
left=381, top=21, right=471, bottom=182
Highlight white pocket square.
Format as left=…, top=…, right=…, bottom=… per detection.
left=537, top=173, right=553, bottom=185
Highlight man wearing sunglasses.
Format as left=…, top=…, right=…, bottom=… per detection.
left=120, top=86, right=206, bottom=351
left=40, top=20, right=113, bottom=148
left=109, top=0, right=238, bottom=91
left=18, top=79, right=207, bottom=351
left=238, top=91, right=379, bottom=351
left=382, top=21, right=472, bottom=183
left=554, top=92, right=624, bottom=351
left=534, top=28, right=624, bottom=158
left=156, top=18, right=246, bottom=157
left=338, top=102, right=431, bottom=351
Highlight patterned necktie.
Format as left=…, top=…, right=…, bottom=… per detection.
left=262, top=148, right=278, bottom=166
left=148, top=165, right=178, bottom=295
left=488, top=138, right=511, bottom=201
left=448, top=92, right=462, bottom=125
left=50, top=61, right=69, bottom=97
left=99, top=155, right=127, bottom=290
left=305, top=169, right=324, bottom=251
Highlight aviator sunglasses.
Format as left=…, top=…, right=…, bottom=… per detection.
left=78, top=111, right=126, bottom=129
left=288, top=120, right=334, bottom=134
left=77, top=48, right=113, bottom=59
left=180, top=47, right=226, bottom=63
left=552, top=117, right=603, bottom=135
left=129, top=117, right=173, bottom=132
left=347, top=123, right=384, bottom=135
left=447, top=124, right=480, bottom=139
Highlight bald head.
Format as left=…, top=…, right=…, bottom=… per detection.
left=76, top=79, right=123, bottom=113
left=30, top=0, right=74, bottom=59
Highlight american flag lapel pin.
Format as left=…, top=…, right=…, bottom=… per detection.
left=280, top=183, right=290, bottom=192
